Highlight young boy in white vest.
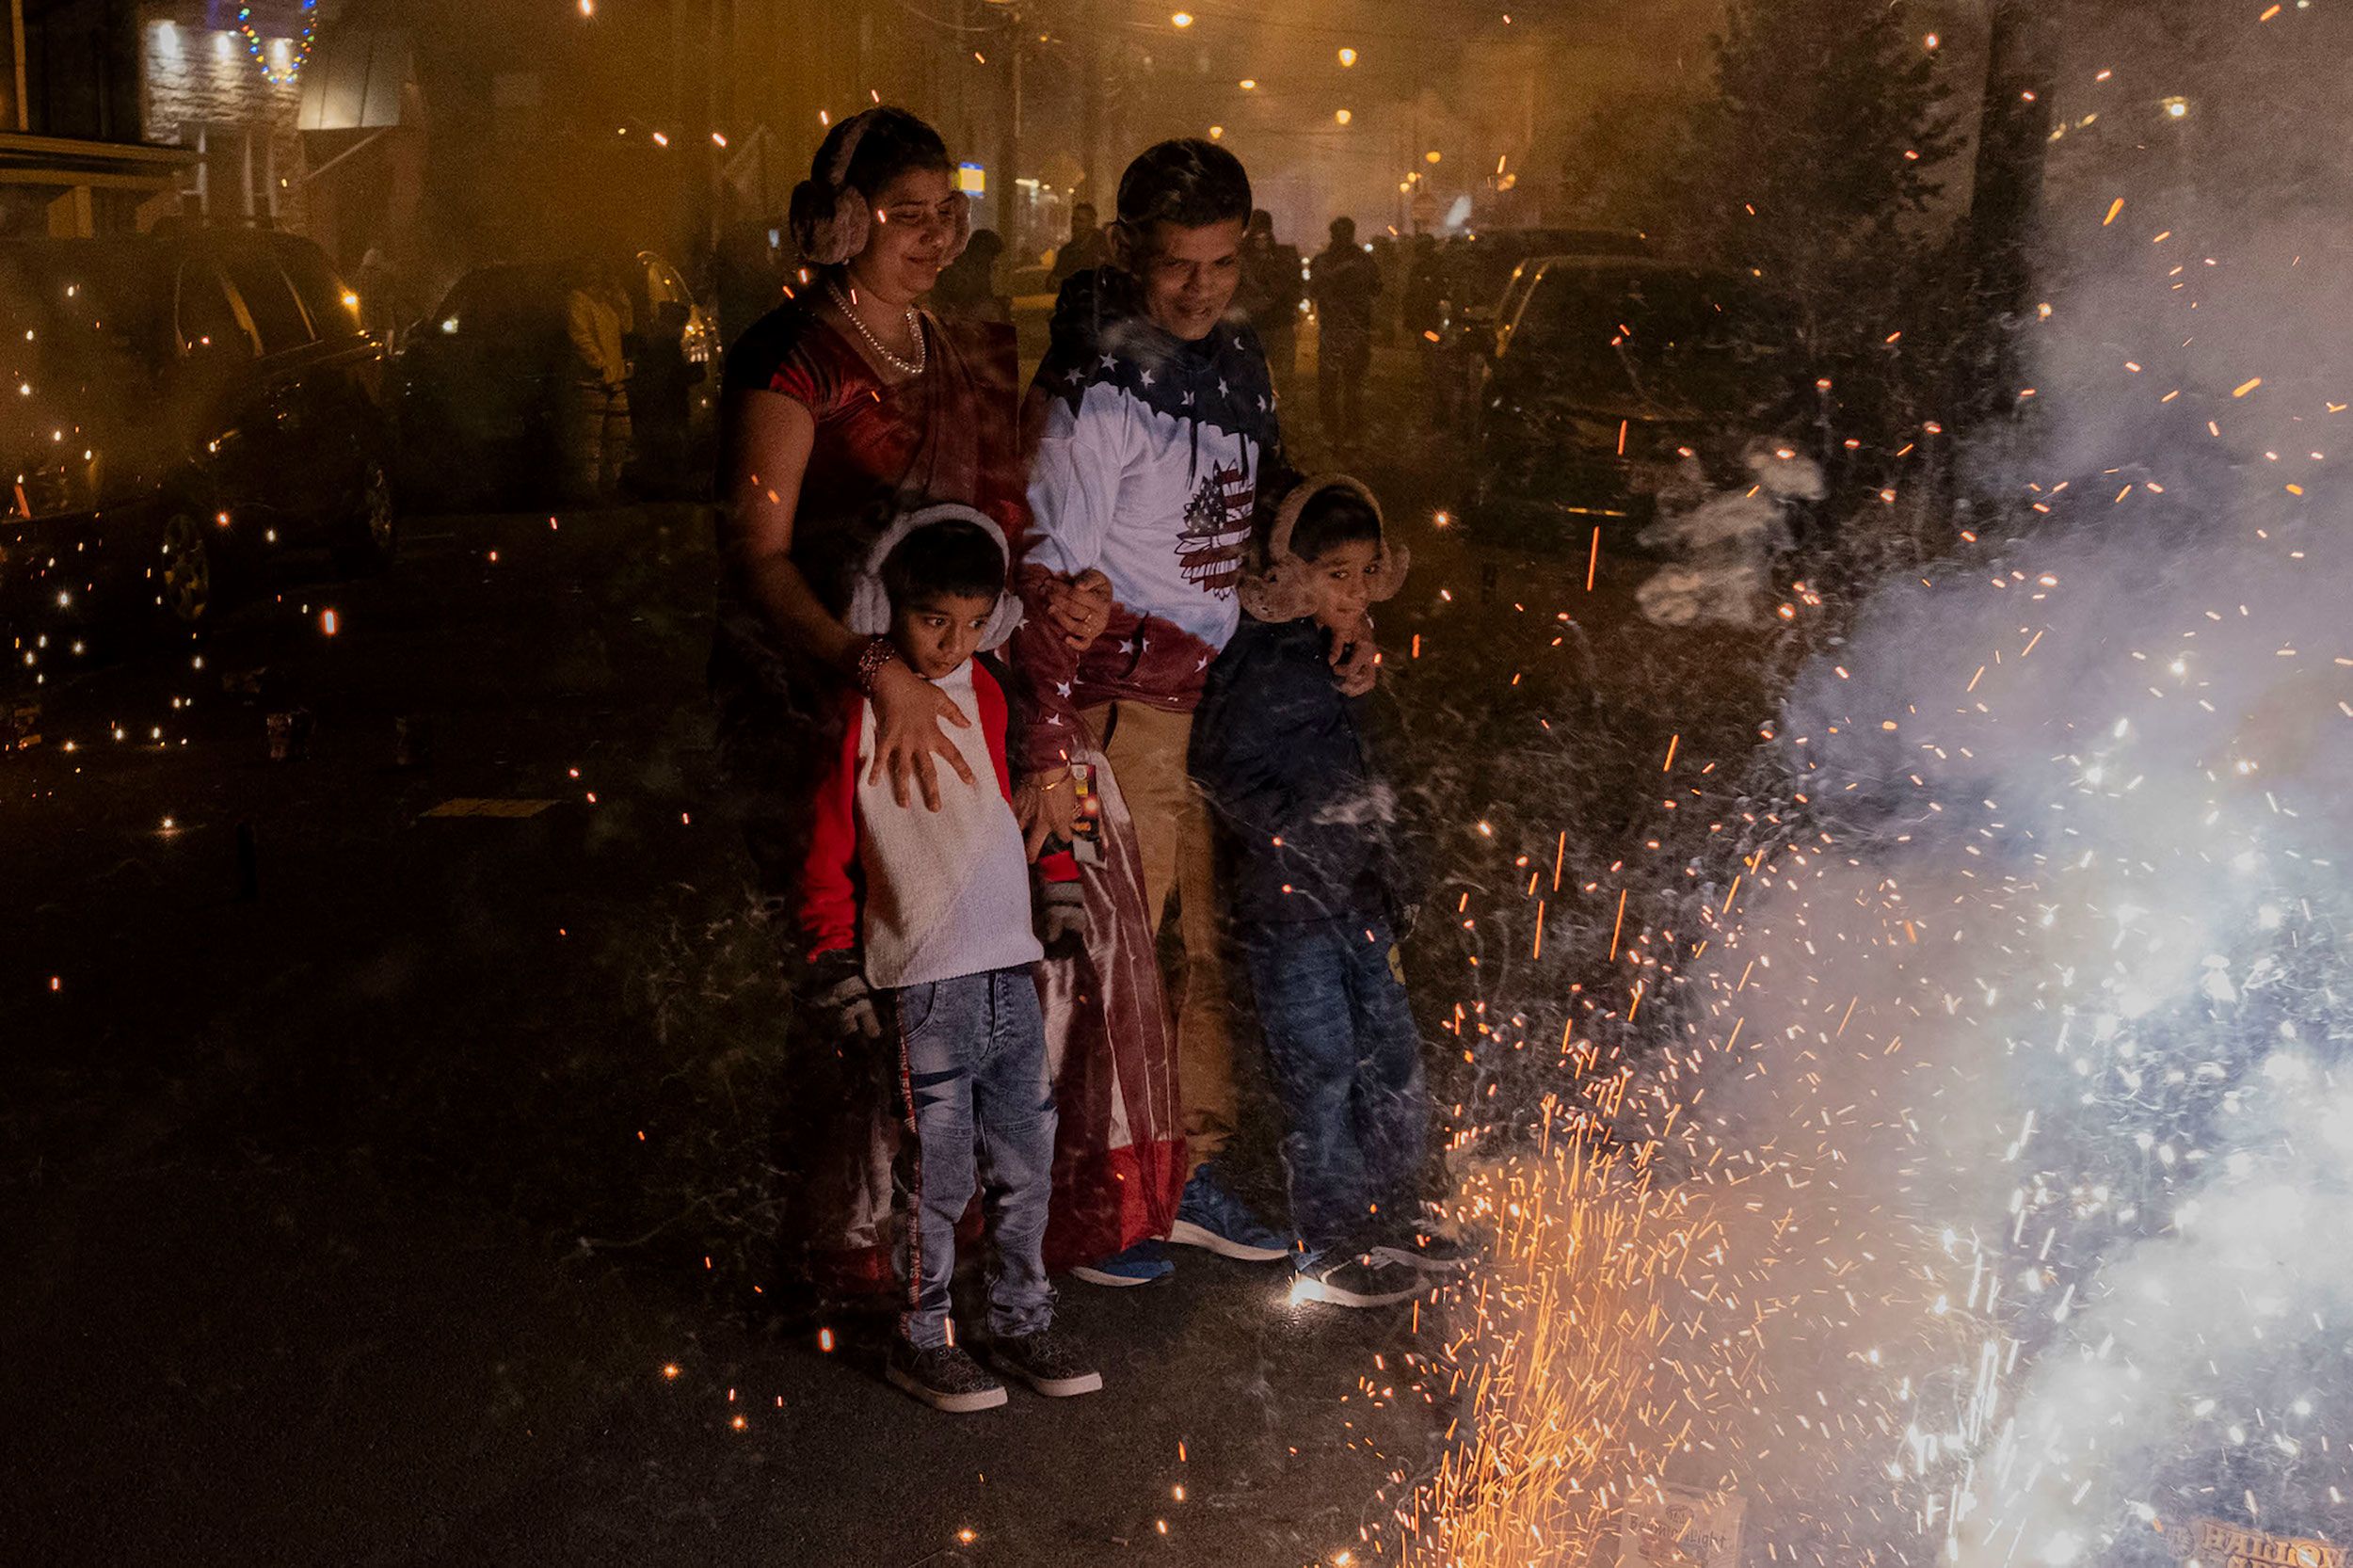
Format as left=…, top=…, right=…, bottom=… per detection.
left=800, top=504, right=1100, bottom=1412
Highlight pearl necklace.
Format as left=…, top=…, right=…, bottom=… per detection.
left=827, top=281, right=927, bottom=377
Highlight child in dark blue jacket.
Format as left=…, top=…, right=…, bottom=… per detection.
left=1190, top=476, right=1465, bottom=1309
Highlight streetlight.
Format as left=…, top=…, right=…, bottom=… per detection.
left=1337, top=46, right=1357, bottom=66
left=1171, top=10, right=1193, bottom=25
left=1239, top=78, right=1257, bottom=89
left=1424, top=150, right=1442, bottom=164
left=1335, top=108, right=1353, bottom=125
left=1209, top=124, right=1225, bottom=139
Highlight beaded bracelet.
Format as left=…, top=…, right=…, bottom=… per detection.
left=854, top=634, right=902, bottom=696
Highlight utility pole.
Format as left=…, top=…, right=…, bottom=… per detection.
left=1078, top=0, right=1101, bottom=205
left=994, top=5, right=1021, bottom=247
left=1961, top=0, right=2055, bottom=424
left=5, top=0, right=26, bottom=134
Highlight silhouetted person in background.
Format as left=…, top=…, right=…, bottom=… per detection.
left=630, top=292, right=696, bottom=494
left=563, top=262, right=632, bottom=502
left=1309, top=216, right=1380, bottom=448
left=933, top=226, right=1011, bottom=325
left=714, top=218, right=792, bottom=355
left=1238, top=208, right=1304, bottom=394
left=1401, top=234, right=1457, bottom=431
left=1050, top=200, right=1108, bottom=287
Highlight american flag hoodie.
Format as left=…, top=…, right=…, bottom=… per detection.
left=1010, top=266, right=1297, bottom=773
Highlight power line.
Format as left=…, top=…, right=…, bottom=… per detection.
left=1113, top=0, right=1544, bottom=48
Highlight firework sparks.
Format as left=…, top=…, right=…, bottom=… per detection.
left=1383, top=14, right=2353, bottom=1568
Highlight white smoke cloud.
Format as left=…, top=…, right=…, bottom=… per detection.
left=1638, top=443, right=1824, bottom=629
left=1659, top=11, right=2353, bottom=1562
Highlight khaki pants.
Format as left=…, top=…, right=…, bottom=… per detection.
left=1082, top=701, right=1234, bottom=1173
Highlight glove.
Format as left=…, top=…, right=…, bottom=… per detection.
left=1040, top=878, right=1089, bottom=948
left=811, top=948, right=881, bottom=1040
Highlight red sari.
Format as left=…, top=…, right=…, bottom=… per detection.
left=1029, top=724, right=1188, bottom=1271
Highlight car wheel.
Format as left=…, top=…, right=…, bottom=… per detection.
left=156, top=509, right=214, bottom=628
left=334, top=456, right=399, bottom=576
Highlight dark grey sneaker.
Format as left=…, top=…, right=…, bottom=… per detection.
left=987, top=1328, right=1104, bottom=1398
left=1293, top=1251, right=1427, bottom=1309
left=886, top=1336, right=1008, bottom=1413
left=1370, top=1223, right=1477, bottom=1273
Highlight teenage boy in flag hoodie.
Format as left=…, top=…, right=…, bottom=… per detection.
left=1008, top=138, right=1380, bottom=1286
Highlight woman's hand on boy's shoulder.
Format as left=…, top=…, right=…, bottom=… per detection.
left=867, top=660, right=976, bottom=811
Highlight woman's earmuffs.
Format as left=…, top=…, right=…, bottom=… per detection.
left=789, top=108, right=971, bottom=270
left=788, top=113, right=876, bottom=267
left=1236, top=473, right=1411, bottom=624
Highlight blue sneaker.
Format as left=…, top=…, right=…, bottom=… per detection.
left=1069, top=1240, right=1175, bottom=1288
left=1169, top=1169, right=1293, bottom=1263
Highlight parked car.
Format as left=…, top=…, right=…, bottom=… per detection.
left=1469, top=257, right=1812, bottom=550
left=1447, top=228, right=1651, bottom=338
left=0, top=227, right=392, bottom=677
left=1403, top=231, right=1656, bottom=434
left=392, top=250, right=718, bottom=508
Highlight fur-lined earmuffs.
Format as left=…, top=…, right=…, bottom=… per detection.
left=1237, top=474, right=1411, bottom=623
left=788, top=108, right=971, bottom=269
left=844, top=504, right=1024, bottom=652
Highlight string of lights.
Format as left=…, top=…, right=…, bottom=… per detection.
left=236, top=0, right=319, bottom=87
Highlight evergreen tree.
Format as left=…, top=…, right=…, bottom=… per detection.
left=1691, top=0, right=1962, bottom=296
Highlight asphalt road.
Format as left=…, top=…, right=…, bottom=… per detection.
left=0, top=356, right=1801, bottom=1564
left=0, top=501, right=1464, bottom=1568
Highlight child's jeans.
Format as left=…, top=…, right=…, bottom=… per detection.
left=889, top=965, right=1058, bottom=1350
left=1239, top=916, right=1429, bottom=1265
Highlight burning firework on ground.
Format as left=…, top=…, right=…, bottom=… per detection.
left=1397, top=1110, right=1766, bottom=1568
left=1386, top=10, right=2353, bottom=1568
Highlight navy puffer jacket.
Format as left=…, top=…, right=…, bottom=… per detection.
left=1190, top=615, right=1420, bottom=925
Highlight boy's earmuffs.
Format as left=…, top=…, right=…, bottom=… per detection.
left=1237, top=474, right=1411, bottom=624
left=789, top=108, right=970, bottom=269
left=844, top=503, right=1024, bottom=653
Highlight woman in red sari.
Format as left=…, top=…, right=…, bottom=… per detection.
left=712, top=107, right=1180, bottom=1299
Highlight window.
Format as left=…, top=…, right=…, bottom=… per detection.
left=219, top=250, right=313, bottom=356
left=176, top=263, right=252, bottom=359
left=271, top=240, right=361, bottom=342
left=184, top=125, right=282, bottom=224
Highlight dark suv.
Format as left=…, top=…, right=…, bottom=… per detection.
left=0, top=227, right=392, bottom=680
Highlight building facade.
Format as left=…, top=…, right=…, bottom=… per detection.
left=0, top=0, right=191, bottom=236
left=138, top=1, right=312, bottom=231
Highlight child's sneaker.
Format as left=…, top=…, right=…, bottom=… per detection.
left=1070, top=1240, right=1175, bottom=1287
left=1292, top=1251, right=1426, bottom=1309
left=987, top=1328, right=1104, bottom=1397
left=886, top=1336, right=1009, bottom=1413
left=1370, top=1222, right=1477, bottom=1273
left=1169, top=1167, right=1293, bottom=1262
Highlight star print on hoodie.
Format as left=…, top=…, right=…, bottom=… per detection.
left=1011, top=265, right=1297, bottom=773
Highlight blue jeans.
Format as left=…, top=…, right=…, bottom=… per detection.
left=890, top=967, right=1058, bottom=1349
left=1241, top=917, right=1429, bottom=1263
